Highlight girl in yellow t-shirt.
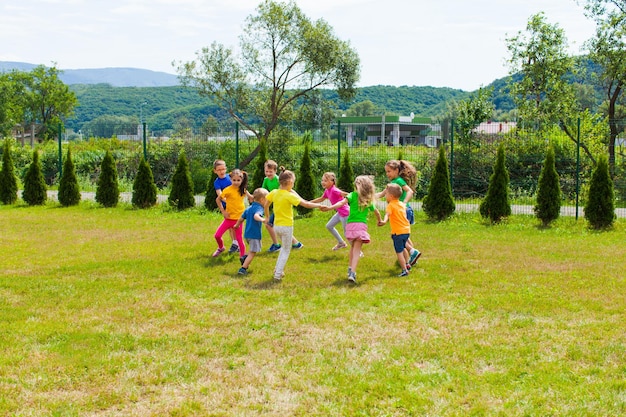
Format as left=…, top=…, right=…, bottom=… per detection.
left=213, top=169, right=248, bottom=259
left=264, top=169, right=322, bottom=281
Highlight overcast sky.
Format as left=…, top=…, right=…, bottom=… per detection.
left=1, top=0, right=597, bottom=91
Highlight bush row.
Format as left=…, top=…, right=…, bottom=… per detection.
left=1, top=134, right=623, bottom=205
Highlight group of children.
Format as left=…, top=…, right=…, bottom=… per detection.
left=211, top=158, right=422, bottom=283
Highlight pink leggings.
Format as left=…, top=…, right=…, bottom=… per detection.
left=214, top=219, right=245, bottom=257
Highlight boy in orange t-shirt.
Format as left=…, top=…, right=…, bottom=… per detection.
left=378, top=183, right=412, bottom=277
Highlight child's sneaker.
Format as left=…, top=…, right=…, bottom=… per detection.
left=409, top=249, right=421, bottom=266
left=228, top=243, right=239, bottom=253
left=398, top=269, right=409, bottom=277
left=268, top=243, right=281, bottom=253
left=238, top=267, right=247, bottom=275
left=332, top=242, right=347, bottom=251
left=347, top=271, right=357, bottom=283
left=273, top=271, right=285, bottom=281
left=292, top=242, right=303, bottom=249
left=212, top=247, right=225, bottom=257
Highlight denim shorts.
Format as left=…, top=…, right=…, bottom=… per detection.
left=391, top=233, right=410, bottom=253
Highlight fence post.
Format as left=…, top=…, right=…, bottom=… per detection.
left=57, top=122, right=63, bottom=177
left=142, top=122, right=147, bottom=160
left=450, top=120, right=455, bottom=194
left=576, top=117, right=580, bottom=220
left=337, top=120, right=341, bottom=173
left=235, top=121, right=240, bottom=168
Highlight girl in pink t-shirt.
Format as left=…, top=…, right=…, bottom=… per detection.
left=311, top=172, right=350, bottom=250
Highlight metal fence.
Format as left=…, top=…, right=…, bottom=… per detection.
left=4, top=118, right=626, bottom=216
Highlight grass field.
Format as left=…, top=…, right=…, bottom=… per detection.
left=1, top=203, right=625, bottom=416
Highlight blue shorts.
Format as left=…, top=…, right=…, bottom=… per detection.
left=267, top=212, right=275, bottom=227
left=391, top=233, right=410, bottom=253
left=406, top=205, right=415, bottom=225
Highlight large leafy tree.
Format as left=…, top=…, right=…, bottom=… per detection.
left=583, top=0, right=626, bottom=172
left=175, top=0, right=360, bottom=167
left=0, top=66, right=76, bottom=140
left=447, top=87, right=494, bottom=148
left=506, top=13, right=596, bottom=162
left=23, top=65, right=77, bottom=140
left=346, top=100, right=381, bottom=117
left=0, top=72, right=28, bottom=138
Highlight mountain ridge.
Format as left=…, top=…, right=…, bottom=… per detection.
left=0, top=61, right=180, bottom=87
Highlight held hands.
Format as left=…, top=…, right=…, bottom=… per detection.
left=377, top=219, right=387, bottom=227
left=320, top=205, right=331, bottom=212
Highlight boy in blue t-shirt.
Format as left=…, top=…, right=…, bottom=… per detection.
left=234, top=188, right=268, bottom=275
left=213, top=159, right=239, bottom=253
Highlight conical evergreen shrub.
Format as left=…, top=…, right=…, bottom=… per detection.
left=132, top=156, right=158, bottom=208
left=22, top=149, right=47, bottom=206
left=205, top=169, right=219, bottom=211
left=252, top=139, right=268, bottom=190
left=95, top=150, right=120, bottom=208
left=479, top=144, right=511, bottom=223
left=0, top=139, right=18, bottom=205
left=295, top=140, right=316, bottom=216
left=422, top=146, right=455, bottom=221
left=338, top=149, right=354, bottom=193
left=58, top=147, right=81, bottom=207
left=534, top=145, right=561, bottom=226
left=168, top=151, right=195, bottom=210
left=584, top=154, right=615, bottom=229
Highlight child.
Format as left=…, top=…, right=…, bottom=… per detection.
left=213, top=159, right=239, bottom=254
left=262, top=160, right=304, bottom=251
left=213, top=169, right=248, bottom=259
left=322, top=175, right=382, bottom=283
left=264, top=169, right=322, bottom=281
left=311, top=172, right=349, bottom=250
left=234, top=187, right=268, bottom=275
left=377, top=159, right=421, bottom=266
left=378, top=183, right=412, bottom=277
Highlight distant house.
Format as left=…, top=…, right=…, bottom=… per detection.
left=207, top=129, right=256, bottom=142
left=337, top=115, right=436, bottom=147
left=473, top=121, right=517, bottom=135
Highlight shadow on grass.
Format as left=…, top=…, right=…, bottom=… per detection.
left=245, top=278, right=284, bottom=290
left=202, top=252, right=239, bottom=267
left=330, top=278, right=358, bottom=287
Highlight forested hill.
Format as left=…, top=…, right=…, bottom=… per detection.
left=66, top=83, right=474, bottom=133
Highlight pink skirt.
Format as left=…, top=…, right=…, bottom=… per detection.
left=345, top=222, right=370, bottom=243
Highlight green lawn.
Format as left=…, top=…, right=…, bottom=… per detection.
left=1, top=203, right=625, bottom=416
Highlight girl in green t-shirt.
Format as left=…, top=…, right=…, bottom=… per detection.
left=323, top=175, right=382, bottom=283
